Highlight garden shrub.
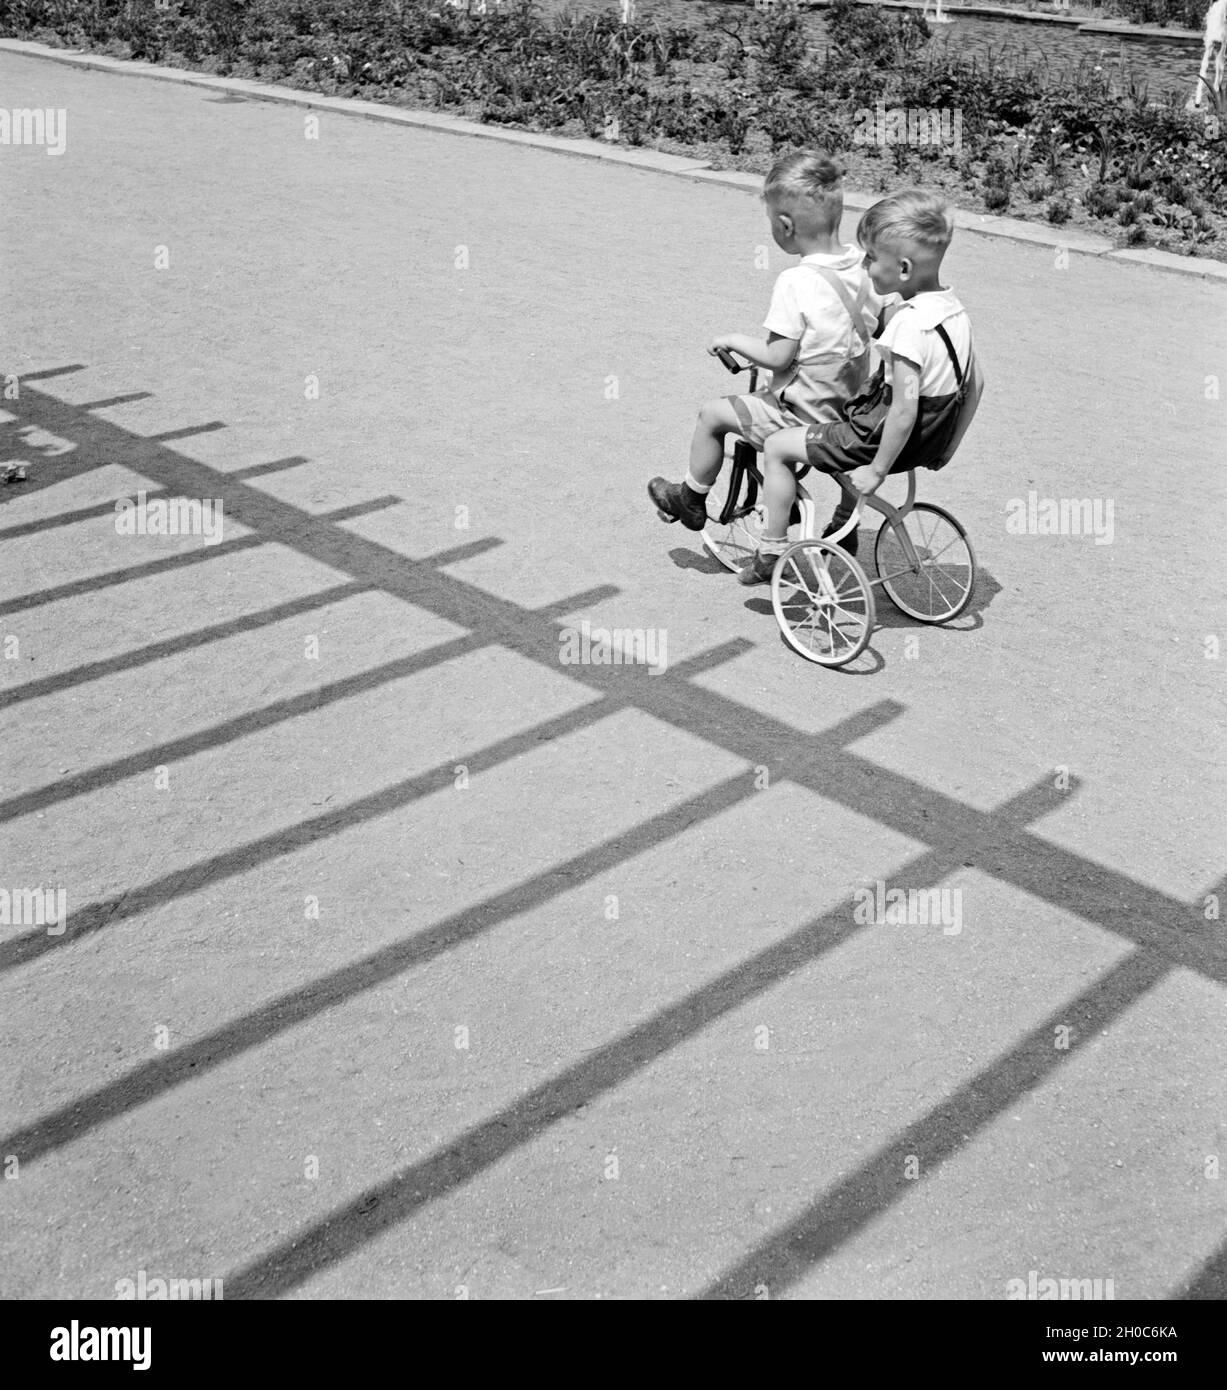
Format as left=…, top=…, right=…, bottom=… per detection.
left=1, top=0, right=1222, bottom=254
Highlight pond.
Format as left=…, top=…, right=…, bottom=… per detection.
left=537, top=0, right=1206, bottom=100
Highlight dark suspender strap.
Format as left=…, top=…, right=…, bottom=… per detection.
left=934, top=322, right=966, bottom=389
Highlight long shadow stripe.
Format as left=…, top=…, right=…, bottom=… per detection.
left=0, top=581, right=630, bottom=808
left=0, top=633, right=485, bottom=823
left=1, top=771, right=754, bottom=1165
left=1178, top=1236, right=1227, bottom=1298
left=0, top=496, right=396, bottom=617
left=16, top=365, right=85, bottom=381
left=13, top=388, right=614, bottom=660
left=0, top=531, right=265, bottom=615
left=697, top=950, right=1171, bottom=1299
left=0, top=488, right=177, bottom=541
left=220, top=835, right=999, bottom=1299
left=0, top=534, right=505, bottom=711
left=0, top=694, right=614, bottom=974
left=0, top=581, right=370, bottom=710
left=77, top=392, right=155, bottom=411
left=0, top=636, right=757, bottom=974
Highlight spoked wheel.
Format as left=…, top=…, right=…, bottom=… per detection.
left=771, top=539, right=875, bottom=667
left=874, top=502, right=976, bottom=622
left=701, top=462, right=763, bottom=573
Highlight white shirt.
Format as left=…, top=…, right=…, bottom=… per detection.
left=762, top=246, right=889, bottom=423
left=878, top=289, right=971, bottom=397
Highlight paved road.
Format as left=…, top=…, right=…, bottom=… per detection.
left=1, top=50, right=1225, bottom=1300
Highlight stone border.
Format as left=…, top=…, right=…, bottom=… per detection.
left=3, top=37, right=1226, bottom=281
left=802, top=0, right=1205, bottom=42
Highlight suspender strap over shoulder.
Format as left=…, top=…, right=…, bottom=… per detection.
left=934, top=322, right=967, bottom=393
left=806, top=264, right=873, bottom=350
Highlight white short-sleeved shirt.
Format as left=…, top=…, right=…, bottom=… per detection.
left=877, top=289, right=971, bottom=397
left=762, top=247, right=888, bottom=423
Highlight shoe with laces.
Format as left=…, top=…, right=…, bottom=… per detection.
left=737, top=549, right=782, bottom=586
left=648, top=477, right=708, bottom=531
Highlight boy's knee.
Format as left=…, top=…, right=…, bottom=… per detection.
left=764, top=429, right=798, bottom=466
left=700, top=394, right=739, bottom=430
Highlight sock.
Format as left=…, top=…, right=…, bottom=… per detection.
left=683, top=470, right=712, bottom=496
left=829, top=494, right=856, bottom=527
left=759, top=534, right=788, bottom=556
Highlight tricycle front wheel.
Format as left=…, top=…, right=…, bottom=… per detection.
left=771, top=539, right=875, bottom=667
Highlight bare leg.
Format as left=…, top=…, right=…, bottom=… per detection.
left=687, top=397, right=742, bottom=489
left=735, top=427, right=808, bottom=584
left=761, top=456, right=797, bottom=545
left=765, top=432, right=863, bottom=552
left=761, top=428, right=810, bottom=543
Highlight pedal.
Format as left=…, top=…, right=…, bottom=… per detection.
left=656, top=509, right=678, bottom=524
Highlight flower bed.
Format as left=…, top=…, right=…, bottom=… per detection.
left=4, top=0, right=1224, bottom=256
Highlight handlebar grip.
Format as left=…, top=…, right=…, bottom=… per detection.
left=714, top=348, right=742, bottom=374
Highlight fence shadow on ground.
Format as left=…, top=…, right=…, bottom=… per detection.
left=2, top=365, right=1223, bottom=1299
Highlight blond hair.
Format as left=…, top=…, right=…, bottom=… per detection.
left=858, top=189, right=954, bottom=257
left=763, top=150, right=845, bottom=235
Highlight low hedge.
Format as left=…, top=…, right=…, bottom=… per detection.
left=3, top=0, right=1224, bottom=254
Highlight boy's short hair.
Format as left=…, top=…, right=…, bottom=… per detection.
left=763, top=150, right=845, bottom=234
left=858, top=189, right=954, bottom=258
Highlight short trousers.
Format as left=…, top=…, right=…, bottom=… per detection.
left=727, top=390, right=806, bottom=451
left=802, top=419, right=880, bottom=478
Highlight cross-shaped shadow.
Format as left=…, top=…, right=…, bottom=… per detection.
left=3, top=366, right=1222, bottom=1298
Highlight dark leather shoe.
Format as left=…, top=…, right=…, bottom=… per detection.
left=648, top=477, right=707, bottom=531
left=822, top=519, right=859, bottom=556
left=737, top=550, right=780, bottom=586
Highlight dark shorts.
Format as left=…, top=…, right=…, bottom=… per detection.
left=802, top=420, right=874, bottom=478
left=802, top=418, right=916, bottom=480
